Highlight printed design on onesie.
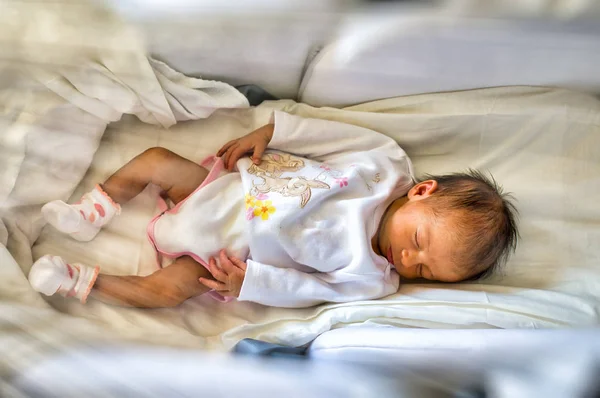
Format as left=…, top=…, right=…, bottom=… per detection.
left=245, top=193, right=275, bottom=221
left=347, top=164, right=382, bottom=192
left=246, top=153, right=330, bottom=212
left=313, top=163, right=351, bottom=189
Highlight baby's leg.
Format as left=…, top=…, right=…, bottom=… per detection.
left=29, top=255, right=213, bottom=308
left=43, top=147, right=208, bottom=241
left=91, top=256, right=212, bottom=308
left=101, top=147, right=209, bottom=205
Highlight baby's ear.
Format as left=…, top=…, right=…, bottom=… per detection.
left=407, top=180, right=438, bottom=201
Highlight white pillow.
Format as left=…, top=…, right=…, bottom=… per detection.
left=299, top=15, right=600, bottom=107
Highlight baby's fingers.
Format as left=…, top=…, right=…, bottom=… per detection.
left=198, top=278, right=227, bottom=292
left=252, top=141, right=267, bottom=165
left=227, top=145, right=248, bottom=170
left=219, top=250, right=236, bottom=272
left=222, top=144, right=238, bottom=170
left=217, top=139, right=237, bottom=157
left=229, top=256, right=247, bottom=272
left=207, top=257, right=227, bottom=282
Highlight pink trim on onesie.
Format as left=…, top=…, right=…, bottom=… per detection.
left=146, top=155, right=232, bottom=302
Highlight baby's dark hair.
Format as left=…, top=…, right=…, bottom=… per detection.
left=418, top=169, right=519, bottom=280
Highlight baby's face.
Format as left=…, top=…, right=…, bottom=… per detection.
left=377, top=181, right=465, bottom=282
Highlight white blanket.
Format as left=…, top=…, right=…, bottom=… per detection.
left=0, top=0, right=247, bottom=264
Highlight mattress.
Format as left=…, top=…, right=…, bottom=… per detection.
left=29, top=86, right=600, bottom=352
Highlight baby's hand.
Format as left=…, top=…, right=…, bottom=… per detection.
left=217, top=124, right=274, bottom=170
left=199, top=249, right=246, bottom=297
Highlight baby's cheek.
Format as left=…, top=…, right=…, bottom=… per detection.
left=389, top=228, right=407, bottom=249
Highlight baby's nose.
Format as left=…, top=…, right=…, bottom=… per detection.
left=401, top=249, right=418, bottom=268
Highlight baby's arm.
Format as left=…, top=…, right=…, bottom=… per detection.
left=266, top=111, right=401, bottom=163
left=218, top=111, right=403, bottom=170
left=198, top=249, right=396, bottom=308
left=237, top=259, right=398, bottom=308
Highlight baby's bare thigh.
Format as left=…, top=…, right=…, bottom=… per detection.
left=151, top=149, right=209, bottom=204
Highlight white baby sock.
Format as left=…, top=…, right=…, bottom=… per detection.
left=28, top=255, right=99, bottom=304
left=42, top=184, right=121, bottom=241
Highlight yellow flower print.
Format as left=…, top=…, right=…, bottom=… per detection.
left=244, top=194, right=256, bottom=209
left=253, top=200, right=276, bottom=221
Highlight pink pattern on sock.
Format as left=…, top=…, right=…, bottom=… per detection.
left=94, top=203, right=105, bottom=217
left=80, top=210, right=86, bottom=220
left=66, top=263, right=74, bottom=278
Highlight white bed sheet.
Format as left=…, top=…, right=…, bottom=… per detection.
left=308, top=327, right=600, bottom=365
left=29, top=86, right=600, bottom=352
left=307, top=327, right=600, bottom=397
left=0, top=0, right=248, bottom=375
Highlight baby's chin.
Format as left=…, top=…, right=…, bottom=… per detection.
left=393, top=264, right=409, bottom=278
left=395, top=266, right=422, bottom=281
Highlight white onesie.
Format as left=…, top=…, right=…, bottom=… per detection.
left=149, top=111, right=416, bottom=308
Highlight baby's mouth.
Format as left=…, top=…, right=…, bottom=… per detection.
left=387, top=246, right=394, bottom=265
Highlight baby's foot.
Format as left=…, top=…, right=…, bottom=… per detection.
left=42, top=184, right=120, bottom=242
left=28, top=255, right=99, bottom=303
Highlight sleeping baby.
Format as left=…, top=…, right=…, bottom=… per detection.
left=28, top=111, right=519, bottom=308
